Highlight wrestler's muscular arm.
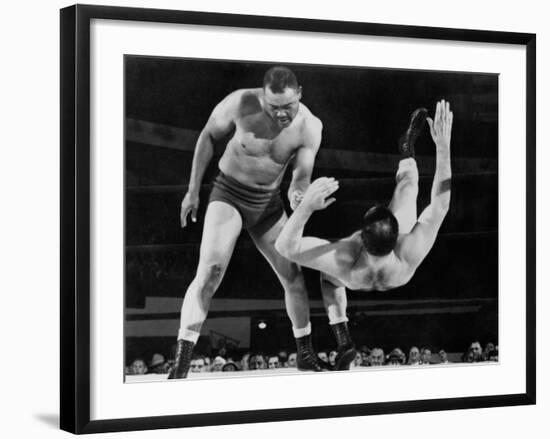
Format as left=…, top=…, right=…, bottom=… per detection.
left=275, top=178, right=354, bottom=280
left=397, top=100, right=453, bottom=271
left=180, top=91, right=240, bottom=227
left=288, top=117, right=323, bottom=210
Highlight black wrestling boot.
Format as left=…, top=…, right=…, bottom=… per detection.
left=296, top=334, right=329, bottom=372
left=167, top=339, right=194, bottom=379
left=331, top=322, right=357, bottom=371
left=398, top=107, right=428, bottom=158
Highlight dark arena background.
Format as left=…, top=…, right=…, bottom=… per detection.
left=124, top=56, right=498, bottom=376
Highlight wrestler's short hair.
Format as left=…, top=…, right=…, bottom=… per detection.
left=263, top=66, right=299, bottom=93
left=360, top=206, right=399, bottom=256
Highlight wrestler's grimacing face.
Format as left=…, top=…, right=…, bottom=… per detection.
left=263, top=86, right=301, bottom=128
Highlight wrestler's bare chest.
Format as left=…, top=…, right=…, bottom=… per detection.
left=229, top=112, right=302, bottom=164
left=348, top=250, right=409, bottom=292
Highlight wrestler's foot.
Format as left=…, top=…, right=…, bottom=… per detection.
left=296, top=334, right=330, bottom=372
left=398, top=107, right=428, bottom=158
left=334, top=344, right=358, bottom=371
left=330, top=321, right=356, bottom=371
left=167, top=339, right=194, bottom=379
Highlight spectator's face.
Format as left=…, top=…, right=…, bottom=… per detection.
left=317, top=352, right=328, bottom=363
left=268, top=357, right=279, bottom=369
left=287, top=353, right=297, bottom=368
left=470, top=342, right=482, bottom=358
left=328, top=350, right=337, bottom=365
left=421, top=349, right=432, bottom=364
left=439, top=350, right=448, bottom=362
left=249, top=355, right=266, bottom=370
left=131, top=360, right=147, bottom=375
left=466, top=351, right=476, bottom=363
left=212, top=359, right=225, bottom=372
left=409, top=347, right=420, bottom=363
left=387, top=349, right=404, bottom=365
left=354, top=351, right=362, bottom=366
left=370, top=349, right=385, bottom=366
left=241, top=354, right=250, bottom=370
left=190, top=359, right=205, bottom=373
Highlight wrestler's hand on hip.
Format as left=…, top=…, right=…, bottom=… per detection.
left=180, top=191, right=199, bottom=228
left=301, top=177, right=339, bottom=213
left=427, top=99, right=453, bottom=152
left=289, top=190, right=304, bottom=211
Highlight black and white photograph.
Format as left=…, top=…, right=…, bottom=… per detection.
left=2, top=0, right=545, bottom=436
left=124, top=57, right=499, bottom=382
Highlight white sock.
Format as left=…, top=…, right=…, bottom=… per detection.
left=329, top=316, right=349, bottom=325
left=177, top=328, right=200, bottom=344
left=292, top=322, right=312, bottom=338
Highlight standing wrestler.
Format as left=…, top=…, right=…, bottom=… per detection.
left=275, top=100, right=453, bottom=294
left=169, top=66, right=353, bottom=379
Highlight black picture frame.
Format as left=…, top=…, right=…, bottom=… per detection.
left=60, top=4, right=536, bottom=434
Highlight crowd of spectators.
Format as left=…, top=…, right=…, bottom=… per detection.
left=126, top=340, right=499, bottom=375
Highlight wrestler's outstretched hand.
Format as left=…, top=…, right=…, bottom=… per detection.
left=301, top=177, right=339, bottom=213
left=427, top=99, right=453, bottom=152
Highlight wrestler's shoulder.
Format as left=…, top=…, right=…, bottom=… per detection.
left=336, top=233, right=363, bottom=260
left=224, top=88, right=263, bottom=115
left=218, top=88, right=259, bottom=106
left=297, top=104, right=323, bottom=135
left=299, top=103, right=322, bottom=126
left=224, top=87, right=261, bottom=99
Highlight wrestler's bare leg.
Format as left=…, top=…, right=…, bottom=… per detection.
left=320, top=272, right=356, bottom=370
left=249, top=213, right=328, bottom=371
left=248, top=212, right=309, bottom=330
left=178, top=201, right=242, bottom=338
left=388, top=157, right=419, bottom=234
left=320, top=272, right=347, bottom=324
left=169, top=201, right=243, bottom=379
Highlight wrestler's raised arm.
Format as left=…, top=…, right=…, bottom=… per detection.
left=180, top=90, right=241, bottom=228
left=397, top=100, right=453, bottom=270
left=287, top=117, right=323, bottom=210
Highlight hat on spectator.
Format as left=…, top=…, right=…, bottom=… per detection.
left=222, top=361, right=240, bottom=372
left=387, top=348, right=406, bottom=364
left=213, top=356, right=227, bottom=366
left=150, top=353, right=166, bottom=368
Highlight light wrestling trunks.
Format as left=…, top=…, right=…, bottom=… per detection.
left=208, top=172, right=284, bottom=235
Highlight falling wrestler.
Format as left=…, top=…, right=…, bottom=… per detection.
left=275, top=100, right=453, bottom=296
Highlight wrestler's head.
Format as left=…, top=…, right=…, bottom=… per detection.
left=360, top=206, right=399, bottom=256
left=263, top=66, right=302, bottom=128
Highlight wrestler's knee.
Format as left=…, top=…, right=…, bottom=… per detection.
left=396, top=158, right=419, bottom=184
left=396, top=165, right=419, bottom=196
left=320, top=272, right=339, bottom=288
left=280, top=263, right=306, bottom=293
left=194, top=262, right=226, bottom=296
